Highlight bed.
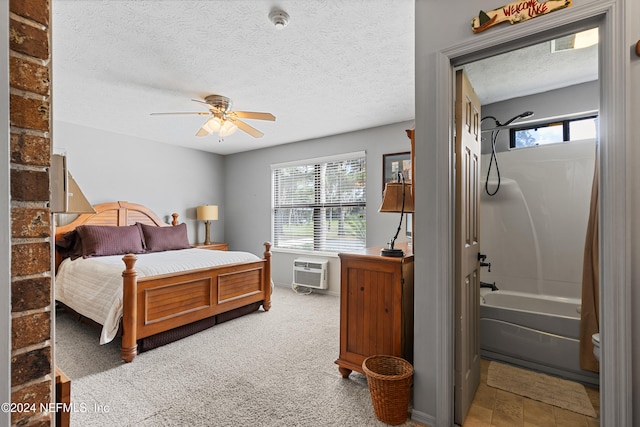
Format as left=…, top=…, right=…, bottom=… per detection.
left=54, top=201, right=272, bottom=363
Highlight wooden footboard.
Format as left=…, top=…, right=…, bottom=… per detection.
left=120, top=242, right=272, bottom=362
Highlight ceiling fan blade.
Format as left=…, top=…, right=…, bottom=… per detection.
left=195, top=117, right=215, bottom=137
left=150, top=112, right=209, bottom=116
left=233, top=119, right=264, bottom=138
left=233, top=111, right=276, bottom=121
left=195, top=126, right=210, bottom=137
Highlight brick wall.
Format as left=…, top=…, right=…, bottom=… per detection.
left=8, top=0, right=53, bottom=426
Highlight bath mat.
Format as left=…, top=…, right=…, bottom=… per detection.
left=486, top=361, right=597, bottom=418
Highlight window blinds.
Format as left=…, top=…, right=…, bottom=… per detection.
left=272, top=152, right=366, bottom=252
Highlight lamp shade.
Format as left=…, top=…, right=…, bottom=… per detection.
left=197, top=205, right=219, bottom=221
left=66, top=172, right=96, bottom=213
left=379, top=182, right=414, bottom=213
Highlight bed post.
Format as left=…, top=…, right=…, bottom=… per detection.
left=263, top=242, right=272, bottom=311
left=171, top=213, right=179, bottom=226
left=121, top=254, right=138, bottom=362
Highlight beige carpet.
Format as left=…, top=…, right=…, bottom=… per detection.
left=487, top=361, right=597, bottom=418
left=55, top=285, right=418, bottom=426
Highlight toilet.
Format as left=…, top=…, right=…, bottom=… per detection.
left=592, top=333, right=600, bottom=361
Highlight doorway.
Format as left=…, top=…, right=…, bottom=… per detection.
left=454, top=27, right=600, bottom=425
left=427, top=5, right=632, bottom=426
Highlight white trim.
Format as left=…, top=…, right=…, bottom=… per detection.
left=270, top=150, right=366, bottom=169
left=432, top=1, right=631, bottom=425
left=271, top=247, right=340, bottom=259
left=0, top=1, right=11, bottom=424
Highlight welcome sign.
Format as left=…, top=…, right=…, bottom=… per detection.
left=472, top=0, right=572, bottom=33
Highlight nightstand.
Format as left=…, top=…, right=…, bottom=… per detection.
left=193, top=243, right=228, bottom=251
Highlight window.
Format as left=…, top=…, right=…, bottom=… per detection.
left=510, top=115, right=597, bottom=148
left=272, top=152, right=366, bottom=253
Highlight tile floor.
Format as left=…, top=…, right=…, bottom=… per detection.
left=462, top=359, right=600, bottom=427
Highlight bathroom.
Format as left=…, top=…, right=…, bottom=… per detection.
left=466, top=32, right=600, bottom=387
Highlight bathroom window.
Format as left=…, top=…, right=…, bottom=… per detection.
left=510, top=115, right=597, bottom=148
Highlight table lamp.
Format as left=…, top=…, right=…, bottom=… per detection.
left=196, top=205, right=218, bottom=245
left=379, top=172, right=414, bottom=257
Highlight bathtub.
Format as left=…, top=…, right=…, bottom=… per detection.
left=480, top=290, right=599, bottom=386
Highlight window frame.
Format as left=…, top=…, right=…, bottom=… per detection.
left=271, top=151, right=367, bottom=254
left=509, top=114, right=598, bottom=148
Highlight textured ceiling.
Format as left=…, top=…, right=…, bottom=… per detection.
left=51, top=1, right=597, bottom=156
left=52, top=0, right=415, bottom=155
left=463, top=33, right=598, bottom=105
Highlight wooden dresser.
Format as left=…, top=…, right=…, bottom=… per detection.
left=335, top=242, right=414, bottom=377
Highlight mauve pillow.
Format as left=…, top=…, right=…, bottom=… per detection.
left=55, top=230, right=83, bottom=260
left=138, top=222, right=191, bottom=252
left=76, top=225, right=146, bottom=258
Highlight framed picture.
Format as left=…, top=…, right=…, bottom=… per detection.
left=382, top=151, right=411, bottom=191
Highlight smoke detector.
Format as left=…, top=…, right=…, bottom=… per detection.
left=269, top=9, right=290, bottom=29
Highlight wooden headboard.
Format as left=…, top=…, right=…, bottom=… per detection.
left=54, top=201, right=178, bottom=269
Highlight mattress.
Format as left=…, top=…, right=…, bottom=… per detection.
left=55, top=248, right=261, bottom=344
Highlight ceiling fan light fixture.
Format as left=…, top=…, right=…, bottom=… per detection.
left=154, top=94, right=274, bottom=139
left=218, top=120, right=238, bottom=137
left=573, top=28, right=599, bottom=49
left=202, top=117, right=222, bottom=134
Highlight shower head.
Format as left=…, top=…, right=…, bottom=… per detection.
left=501, top=111, right=534, bottom=127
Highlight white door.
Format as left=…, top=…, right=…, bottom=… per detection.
left=454, top=69, right=481, bottom=425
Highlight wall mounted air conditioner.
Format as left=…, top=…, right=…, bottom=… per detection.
left=293, top=258, right=328, bottom=289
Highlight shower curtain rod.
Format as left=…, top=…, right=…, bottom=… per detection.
left=481, top=109, right=599, bottom=133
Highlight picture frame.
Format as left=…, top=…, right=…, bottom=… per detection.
left=382, top=151, right=411, bottom=192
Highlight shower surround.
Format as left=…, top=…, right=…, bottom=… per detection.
left=480, top=139, right=596, bottom=299
left=479, top=139, right=597, bottom=384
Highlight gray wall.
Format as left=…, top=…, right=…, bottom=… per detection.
left=224, top=121, right=413, bottom=294
left=53, top=120, right=413, bottom=295
left=482, top=80, right=599, bottom=153
left=53, top=122, right=227, bottom=244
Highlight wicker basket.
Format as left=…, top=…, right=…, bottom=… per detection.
left=362, top=355, right=413, bottom=425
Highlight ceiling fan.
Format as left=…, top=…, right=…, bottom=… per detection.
left=150, top=94, right=275, bottom=138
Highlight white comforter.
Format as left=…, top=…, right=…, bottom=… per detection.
left=55, top=248, right=262, bottom=344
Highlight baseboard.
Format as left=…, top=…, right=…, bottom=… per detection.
left=273, top=282, right=340, bottom=297
left=410, top=408, right=436, bottom=427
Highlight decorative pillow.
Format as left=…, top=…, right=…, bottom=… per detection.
left=76, top=224, right=146, bottom=258
left=55, top=230, right=83, bottom=260
left=138, top=222, right=190, bottom=252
